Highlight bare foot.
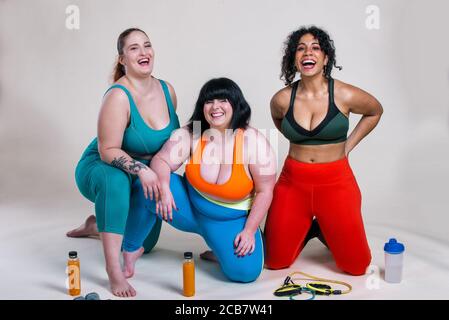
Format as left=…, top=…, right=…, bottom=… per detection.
left=66, top=215, right=100, bottom=239
left=200, top=250, right=218, bottom=263
left=123, top=247, right=144, bottom=279
left=106, top=266, right=136, bottom=298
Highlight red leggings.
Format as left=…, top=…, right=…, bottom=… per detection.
left=264, top=156, right=371, bottom=275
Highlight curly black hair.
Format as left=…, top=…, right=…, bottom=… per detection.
left=281, top=26, right=342, bottom=85
left=187, top=78, right=251, bottom=135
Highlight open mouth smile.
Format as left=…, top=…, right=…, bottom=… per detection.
left=301, top=59, right=316, bottom=70
left=138, top=58, right=150, bottom=66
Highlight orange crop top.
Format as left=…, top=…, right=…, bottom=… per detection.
left=185, top=129, right=254, bottom=202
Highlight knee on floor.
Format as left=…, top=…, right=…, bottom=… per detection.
left=337, top=255, right=372, bottom=276
left=264, top=256, right=294, bottom=270
left=223, top=264, right=262, bottom=283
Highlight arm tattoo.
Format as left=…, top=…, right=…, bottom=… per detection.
left=111, top=156, right=128, bottom=171
left=128, top=159, right=148, bottom=174
left=111, top=156, right=148, bottom=174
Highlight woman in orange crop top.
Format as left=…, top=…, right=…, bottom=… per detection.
left=121, top=78, right=277, bottom=283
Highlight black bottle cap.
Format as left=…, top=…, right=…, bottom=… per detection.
left=184, top=252, right=193, bottom=259
left=69, top=251, right=78, bottom=258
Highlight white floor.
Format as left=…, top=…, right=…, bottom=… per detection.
left=1, top=198, right=449, bottom=300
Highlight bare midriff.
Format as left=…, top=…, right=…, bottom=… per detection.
left=288, top=141, right=346, bottom=163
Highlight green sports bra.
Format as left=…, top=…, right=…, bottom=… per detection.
left=81, top=79, right=180, bottom=162
left=280, top=78, right=349, bottom=145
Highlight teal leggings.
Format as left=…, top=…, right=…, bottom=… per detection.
left=75, top=152, right=161, bottom=253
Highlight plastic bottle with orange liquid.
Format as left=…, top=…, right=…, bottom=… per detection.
left=183, top=252, right=195, bottom=297
left=67, top=251, right=81, bottom=296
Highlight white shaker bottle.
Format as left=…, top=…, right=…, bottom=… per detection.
left=384, top=238, right=405, bottom=283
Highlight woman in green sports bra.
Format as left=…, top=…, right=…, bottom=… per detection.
left=68, top=28, right=180, bottom=297
left=264, top=26, right=383, bottom=275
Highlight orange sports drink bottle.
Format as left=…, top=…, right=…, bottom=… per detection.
left=183, top=252, right=195, bottom=297
left=67, top=251, right=81, bottom=296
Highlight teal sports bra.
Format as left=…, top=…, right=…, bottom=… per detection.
left=81, top=79, right=180, bottom=162
left=280, top=78, right=349, bottom=145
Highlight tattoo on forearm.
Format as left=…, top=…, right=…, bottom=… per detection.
left=111, top=156, right=148, bottom=174
left=111, top=156, right=127, bottom=171
left=128, top=159, right=148, bottom=174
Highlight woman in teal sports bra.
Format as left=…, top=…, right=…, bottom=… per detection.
left=265, top=26, right=383, bottom=275
left=69, top=28, right=180, bottom=297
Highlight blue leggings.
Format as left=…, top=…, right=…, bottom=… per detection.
left=123, top=173, right=264, bottom=283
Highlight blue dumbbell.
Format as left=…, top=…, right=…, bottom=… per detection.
left=85, top=292, right=100, bottom=300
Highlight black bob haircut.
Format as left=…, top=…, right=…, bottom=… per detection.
left=281, top=25, right=342, bottom=85
left=187, top=78, right=251, bottom=134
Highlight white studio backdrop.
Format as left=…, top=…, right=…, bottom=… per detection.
left=1, top=0, right=448, bottom=244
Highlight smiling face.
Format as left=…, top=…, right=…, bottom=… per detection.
left=119, top=31, right=154, bottom=78
left=295, top=33, right=328, bottom=78
left=203, top=98, right=233, bottom=131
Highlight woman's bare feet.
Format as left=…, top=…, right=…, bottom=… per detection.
left=106, top=266, right=136, bottom=298
left=66, top=215, right=100, bottom=239
left=122, top=247, right=144, bottom=279
left=199, top=250, right=218, bottom=263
